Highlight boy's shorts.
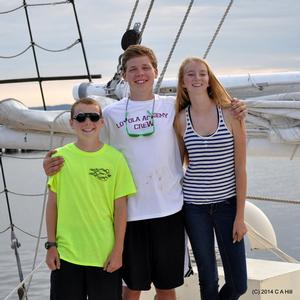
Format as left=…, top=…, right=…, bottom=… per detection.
left=122, top=210, right=185, bottom=290
left=50, top=259, right=122, bottom=300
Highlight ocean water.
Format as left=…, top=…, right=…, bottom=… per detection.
left=0, top=152, right=300, bottom=299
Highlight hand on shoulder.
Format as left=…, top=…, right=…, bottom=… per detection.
left=43, top=149, right=64, bottom=176
left=230, top=98, right=247, bottom=120
left=223, top=107, right=245, bottom=135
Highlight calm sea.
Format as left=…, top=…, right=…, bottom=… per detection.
left=0, top=152, right=300, bottom=299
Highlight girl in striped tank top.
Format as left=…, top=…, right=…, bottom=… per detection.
left=174, top=57, right=247, bottom=300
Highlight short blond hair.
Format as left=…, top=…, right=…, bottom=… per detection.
left=70, top=98, right=102, bottom=118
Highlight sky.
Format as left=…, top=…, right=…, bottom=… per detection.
left=0, top=0, right=300, bottom=107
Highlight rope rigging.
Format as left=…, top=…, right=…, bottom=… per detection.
left=0, top=226, right=10, bottom=234
left=0, top=156, right=27, bottom=300
left=0, top=223, right=47, bottom=239
left=0, top=1, right=92, bottom=294
left=26, top=1, right=71, bottom=7
left=0, top=0, right=70, bottom=14
left=247, top=195, right=300, bottom=205
left=14, top=225, right=47, bottom=240
left=0, top=45, right=32, bottom=59
left=126, top=0, right=140, bottom=31
left=25, top=112, right=70, bottom=295
left=155, top=0, right=234, bottom=94
left=125, top=0, right=155, bottom=38
left=1, top=189, right=46, bottom=197
left=139, top=0, right=155, bottom=38
left=107, top=0, right=156, bottom=96
left=203, top=0, right=234, bottom=59
left=1, top=1, right=300, bottom=299
left=0, top=40, right=80, bottom=59
left=1, top=0, right=92, bottom=110
left=3, top=260, right=45, bottom=300
left=154, top=0, right=194, bottom=94
left=0, top=4, right=24, bottom=14
left=0, top=153, right=46, bottom=159
left=34, top=39, right=81, bottom=52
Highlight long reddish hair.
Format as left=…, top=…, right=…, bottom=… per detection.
left=175, top=57, right=232, bottom=114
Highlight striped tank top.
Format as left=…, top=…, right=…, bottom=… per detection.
left=183, top=106, right=236, bottom=204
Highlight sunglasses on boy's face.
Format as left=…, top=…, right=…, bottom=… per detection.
left=73, top=112, right=102, bottom=123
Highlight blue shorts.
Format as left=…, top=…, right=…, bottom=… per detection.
left=122, top=210, right=185, bottom=290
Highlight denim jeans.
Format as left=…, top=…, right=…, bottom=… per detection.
left=184, top=197, right=247, bottom=300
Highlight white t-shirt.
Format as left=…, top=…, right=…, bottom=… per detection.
left=102, top=95, right=183, bottom=221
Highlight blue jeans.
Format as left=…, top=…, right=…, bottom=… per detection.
left=184, top=197, right=247, bottom=300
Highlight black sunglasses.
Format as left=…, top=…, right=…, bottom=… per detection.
left=73, top=112, right=101, bottom=123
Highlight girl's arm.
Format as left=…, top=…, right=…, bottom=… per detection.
left=229, top=112, right=248, bottom=242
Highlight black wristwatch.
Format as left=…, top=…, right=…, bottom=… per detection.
left=45, top=241, right=57, bottom=250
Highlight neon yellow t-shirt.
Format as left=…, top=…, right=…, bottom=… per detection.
left=48, top=143, right=136, bottom=267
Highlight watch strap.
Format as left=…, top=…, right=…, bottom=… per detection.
left=45, top=241, right=57, bottom=250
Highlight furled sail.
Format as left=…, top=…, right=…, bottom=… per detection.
left=1, top=73, right=300, bottom=158
left=246, top=93, right=300, bottom=158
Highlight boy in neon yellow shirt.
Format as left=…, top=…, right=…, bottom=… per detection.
left=45, top=98, right=136, bottom=300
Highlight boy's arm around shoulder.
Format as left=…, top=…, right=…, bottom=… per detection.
left=43, top=149, right=64, bottom=177
left=230, top=98, right=247, bottom=120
